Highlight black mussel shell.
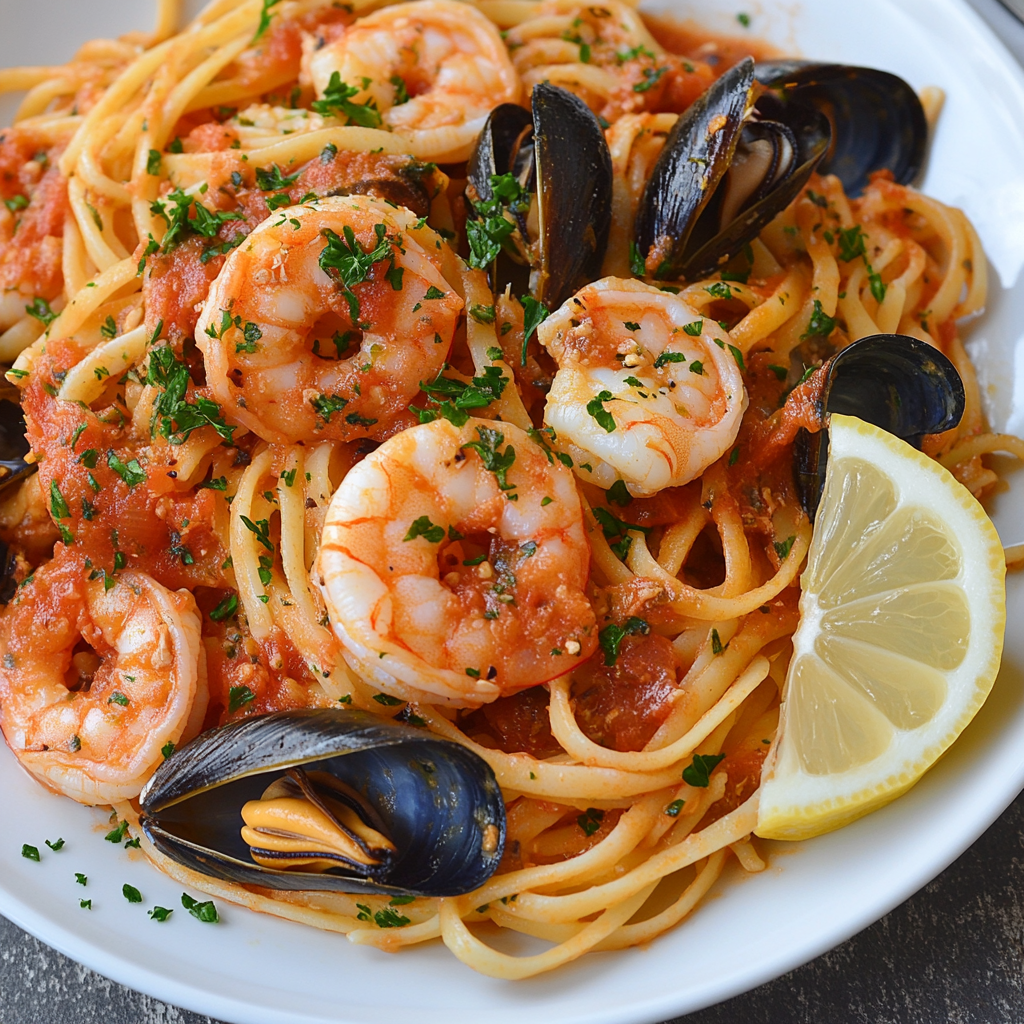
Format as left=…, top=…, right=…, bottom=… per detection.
left=635, top=58, right=755, bottom=281
left=635, top=58, right=831, bottom=281
left=0, top=389, right=35, bottom=495
left=467, top=102, right=533, bottom=206
left=532, top=82, right=612, bottom=309
left=465, top=84, right=612, bottom=310
left=139, top=709, right=506, bottom=898
left=0, top=387, right=36, bottom=606
left=795, top=334, right=965, bottom=520
left=755, top=61, right=928, bottom=196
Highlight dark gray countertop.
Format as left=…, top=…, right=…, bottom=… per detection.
left=2, top=0, right=1023, bottom=1022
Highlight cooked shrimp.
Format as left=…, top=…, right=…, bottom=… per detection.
left=0, top=550, right=206, bottom=805
left=538, top=277, right=747, bottom=496
left=195, top=194, right=464, bottom=446
left=305, top=0, right=521, bottom=163
left=318, top=416, right=597, bottom=706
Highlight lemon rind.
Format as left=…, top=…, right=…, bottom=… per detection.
left=755, top=415, right=1006, bottom=842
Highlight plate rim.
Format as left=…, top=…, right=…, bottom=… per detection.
left=1, top=0, right=1024, bottom=1020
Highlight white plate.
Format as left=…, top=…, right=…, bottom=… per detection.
left=2, top=1, right=1024, bottom=1021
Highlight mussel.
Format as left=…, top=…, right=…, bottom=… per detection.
left=795, top=334, right=965, bottom=520
left=0, top=382, right=35, bottom=605
left=755, top=61, right=928, bottom=197
left=634, top=57, right=831, bottom=281
left=139, top=708, right=506, bottom=898
left=0, top=382, right=34, bottom=495
left=466, top=83, right=613, bottom=310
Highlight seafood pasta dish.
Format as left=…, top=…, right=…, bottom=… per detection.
left=0, top=0, right=1017, bottom=980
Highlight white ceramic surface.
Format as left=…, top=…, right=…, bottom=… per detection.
left=0, top=1, right=1023, bottom=1022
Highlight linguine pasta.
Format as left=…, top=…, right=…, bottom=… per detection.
left=0, top=0, right=1018, bottom=980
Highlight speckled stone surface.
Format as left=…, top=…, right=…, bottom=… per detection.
left=2, top=0, right=1023, bottom=1021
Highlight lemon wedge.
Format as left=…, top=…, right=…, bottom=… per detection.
left=756, top=414, right=1006, bottom=841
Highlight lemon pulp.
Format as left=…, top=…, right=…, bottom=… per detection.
left=756, top=414, right=1005, bottom=841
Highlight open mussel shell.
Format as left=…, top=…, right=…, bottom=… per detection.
left=466, top=83, right=612, bottom=310
left=755, top=61, right=928, bottom=196
left=0, top=384, right=36, bottom=605
left=0, top=385, right=35, bottom=495
left=467, top=102, right=533, bottom=205
left=795, top=334, right=965, bottom=520
left=532, top=82, right=612, bottom=308
left=635, top=58, right=831, bottom=281
left=139, top=708, right=506, bottom=898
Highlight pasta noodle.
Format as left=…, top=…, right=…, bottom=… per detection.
left=0, top=0, right=1016, bottom=982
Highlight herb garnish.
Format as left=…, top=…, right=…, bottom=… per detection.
left=310, top=72, right=381, bottom=127
left=181, top=892, right=219, bottom=922
left=682, top=753, right=726, bottom=788
left=598, top=616, right=650, bottom=666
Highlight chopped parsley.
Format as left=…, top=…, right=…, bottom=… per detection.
left=774, top=534, right=796, bottom=560
left=711, top=628, right=726, bottom=655
left=149, top=906, right=173, bottom=922
left=520, top=295, right=550, bottom=366
left=683, top=320, right=704, bottom=336
left=150, top=189, right=243, bottom=252
left=837, top=225, right=867, bottom=262
left=633, top=64, right=668, bottom=92
left=107, top=451, right=147, bottom=487
left=25, top=297, right=57, bottom=328
left=181, top=892, right=219, bottom=923
left=254, top=164, right=300, bottom=191
left=146, top=150, right=162, bottom=176
left=404, top=515, right=445, bottom=543
left=123, top=884, right=143, bottom=904
left=318, top=221, right=396, bottom=322
left=801, top=299, right=836, bottom=340
left=310, top=72, right=381, bottom=127
left=100, top=315, right=118, bottom=339
left=21, top=844, right=40, bottom=861
left=240, top=516, right=272, bottom=551
left=146, top=345, right=235, bottom=445
left=629, top=240, right=646, bottom=278
left=665, top=799, right=685, bottom=817
left=469, top=304, right=496, bottom=324
left=586, top=390, right=616, bottom=433
left=577, top=807, right=604, bottom=837
left=310, top=392, right=349, bottom=423
left=414, top=365, right=508, bottom=426
left=253, top=0, right=282, bottom=41
left=465, top=172, right=528, bottom=269
left=372, top=693, right=404, bottom=706
left=653, top=350, right=687, bottom=369
left=228, top=684, right=256, bottom=714
left=461, top=425, right=517, bottom=496
left=682, top=753, right=725, bottom=788
left=105, top=820, right=130, bottom=843
left=107, top=691, right=129, bottom=707
left=606, top=480, right=632, bottom=507
left=598, top=616, right=650, bottom=666
left=390, top=74, right=410, bottom=105
left=373, top=907, right=411, bottom=928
